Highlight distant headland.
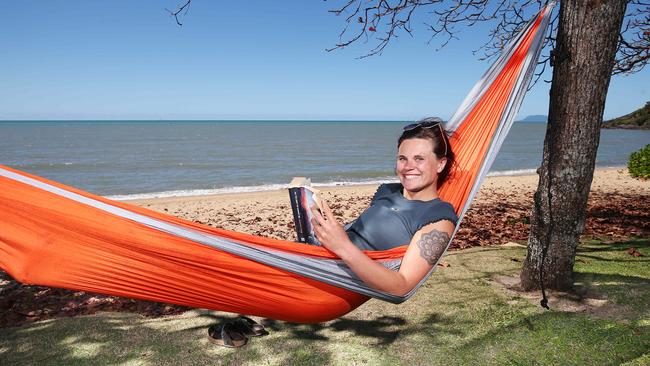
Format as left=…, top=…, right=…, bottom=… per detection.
left=602, top=101, right=650, bottom=130
left=517, top=102, right=650, bottom=130
left=519, top=115, right=547, bottom=123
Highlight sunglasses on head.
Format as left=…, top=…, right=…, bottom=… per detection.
left=402, top=119, right=448, bottom=157
left=402, top=118, right=443, bottom=131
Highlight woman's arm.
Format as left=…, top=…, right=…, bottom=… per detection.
left=311, top=201, right=454, bottom=296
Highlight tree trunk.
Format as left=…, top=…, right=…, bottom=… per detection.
left=520, top=0, right=627, bottom=291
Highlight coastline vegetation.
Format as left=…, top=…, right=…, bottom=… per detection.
left=628, top=144, right=650, bottom=179
left=603, top=101, right=650, bottom=130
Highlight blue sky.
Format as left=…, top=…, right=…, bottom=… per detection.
left=2, top=1, right=648, bottom=121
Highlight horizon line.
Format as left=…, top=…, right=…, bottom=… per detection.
left=0, top=118, right=548, bottom=123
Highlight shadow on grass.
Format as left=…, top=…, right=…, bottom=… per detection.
left=452, top=311, right=650, bottom=365
left=0, top=311, right=465, bottom=365
left=0, top=313, right=262, bottom=366
left=572, top=272, right=650, bottom=316
left=576, top=253, right=650, bottom=263
left=577, top=237, right=649, bottom=253
left=0, top=311, right=334, bottom=366
left=259, top=312, right=466, bottom=347
left=575, top=238, right=649, bottom=262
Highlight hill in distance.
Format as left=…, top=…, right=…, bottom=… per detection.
left=603, top=101, right=650, bottom=130
left=519, top=115, right=547, bottom=123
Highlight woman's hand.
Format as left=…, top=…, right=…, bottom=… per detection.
left=310, top=200, right=354, bottom=257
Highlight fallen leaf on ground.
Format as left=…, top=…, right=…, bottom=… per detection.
left=627, top=247, right=644, bottom=257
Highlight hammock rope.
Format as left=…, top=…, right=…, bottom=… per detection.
left=0, top=2, right=555, bottom=323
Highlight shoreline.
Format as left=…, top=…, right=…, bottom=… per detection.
left=125, top=166, right=641, bottom=205
left=122, top=165, right=628, bottom=204
left=112, top=166, right=625, bottom=202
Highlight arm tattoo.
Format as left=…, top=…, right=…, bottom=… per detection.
left=417, top=230, right=451, bottom=265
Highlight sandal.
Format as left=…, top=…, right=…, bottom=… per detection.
left=232, top=316, right=269, bottom=337
left=207, top=321, right=249, bottom=348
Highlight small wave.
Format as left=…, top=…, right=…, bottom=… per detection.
left=107, top=171, right=548, bottom=201
left=109, top=170, right=563, bottom=201
left=108, top=177, right=399, bottom=201
left=313, top=177, right=398, bottom=188
left=487, top=168, right=538, bottom=177
left=108, top=184, right=289, bottom=201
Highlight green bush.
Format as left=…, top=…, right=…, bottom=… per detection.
left=628, top=144, right=650, bottom=179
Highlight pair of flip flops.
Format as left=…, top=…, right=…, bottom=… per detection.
left=207, top=316, right=268, bottom=348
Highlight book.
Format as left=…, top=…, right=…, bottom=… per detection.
left=288, top=177, right=322, bottom=245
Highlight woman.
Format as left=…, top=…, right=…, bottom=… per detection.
left=208, top=117, right=457, bottom=346
left=311, top=117, right=457, bottom=296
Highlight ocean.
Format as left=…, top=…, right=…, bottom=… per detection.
left=1, top=121, right=648, bottom=200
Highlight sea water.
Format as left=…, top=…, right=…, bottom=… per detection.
left=1, top=121, right=648, bottom=199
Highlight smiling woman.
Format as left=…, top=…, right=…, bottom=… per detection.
left=311, top=117, right=458, bottom=296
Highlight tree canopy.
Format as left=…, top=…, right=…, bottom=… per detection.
left=325, top=0, right=648, bottom=76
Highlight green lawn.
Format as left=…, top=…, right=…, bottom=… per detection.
left=1, top=239, right=648, bottom=366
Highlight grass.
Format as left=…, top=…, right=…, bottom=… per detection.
left=575, top=238, right=650, bottom=317
left=1, top=239, right=648, bottom=365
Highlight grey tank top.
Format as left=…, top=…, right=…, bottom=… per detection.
left=346, top=183, right=458, bottom=251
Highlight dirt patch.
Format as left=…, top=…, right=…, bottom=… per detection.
left=490, top=275, right=634, bottom=321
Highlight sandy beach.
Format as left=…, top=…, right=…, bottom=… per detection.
left=129, top=167, right=649, bottom=247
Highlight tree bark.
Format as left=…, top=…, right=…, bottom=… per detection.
left=521, top=0, right=628, bottom=291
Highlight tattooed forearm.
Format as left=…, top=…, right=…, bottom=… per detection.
left=417, top=230, right=451, bottom=265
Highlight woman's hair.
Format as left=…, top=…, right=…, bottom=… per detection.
left=397, top=117, right=456, bottom=187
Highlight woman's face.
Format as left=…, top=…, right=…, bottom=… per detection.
left=396, top=138, right=447, bottom=194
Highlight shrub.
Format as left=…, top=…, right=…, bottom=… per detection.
left=628, top=144, right=650, bottom=179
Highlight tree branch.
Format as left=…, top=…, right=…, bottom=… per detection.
left=613, top=1, right=649, bottom=75
left=166, top=0, right=192, bottom=27
left=327, top=0, right=647, bottom=78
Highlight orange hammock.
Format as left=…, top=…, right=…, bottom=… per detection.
left=0, top=4, right=554, bottom=323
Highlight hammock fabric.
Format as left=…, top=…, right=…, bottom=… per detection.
left=0, top=3, right=554, bottom=323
